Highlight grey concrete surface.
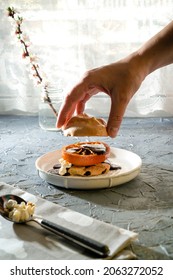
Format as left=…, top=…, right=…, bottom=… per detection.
left=0, top=115, right=173, bottom=259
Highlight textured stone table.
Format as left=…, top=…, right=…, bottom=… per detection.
left=0, top=115, right=173, bottom=259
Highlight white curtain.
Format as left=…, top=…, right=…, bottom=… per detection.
left=0, top=0, right=173, bottom=117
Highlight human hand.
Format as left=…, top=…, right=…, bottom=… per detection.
left=56, top=54, right=145, bottom=137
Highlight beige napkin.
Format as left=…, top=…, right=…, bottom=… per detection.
left=0, top=182, right=137, bottom=260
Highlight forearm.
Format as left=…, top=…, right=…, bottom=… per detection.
left=137, top=21, right=173, bottom=76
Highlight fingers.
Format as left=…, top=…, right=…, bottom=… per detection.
left=56, top=82, right=90, bottom=128
left=76, top=87, right=100, bottom=114
left=56, top=64, right=132, bottom=136
left=56, top=74, right=102, bottom=128
left=76, top=94, right=90, bottom=115
left=56, top=101, right=76, bottom=128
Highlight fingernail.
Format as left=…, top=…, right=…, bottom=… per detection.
left=109, top=127, right=118, bottom=138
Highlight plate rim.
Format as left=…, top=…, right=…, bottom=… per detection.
left=35, top=147, right=142, bottom=189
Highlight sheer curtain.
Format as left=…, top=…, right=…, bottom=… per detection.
left=0, top=0, right=173, bottom=117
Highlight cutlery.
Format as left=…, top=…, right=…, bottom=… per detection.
left=0, top=194, right=110, bottom=257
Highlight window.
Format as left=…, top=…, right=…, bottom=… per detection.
left=1, top=0, right=173, bottom=117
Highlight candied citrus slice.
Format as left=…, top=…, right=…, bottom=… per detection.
left=61, top=142, right=110, bottom=166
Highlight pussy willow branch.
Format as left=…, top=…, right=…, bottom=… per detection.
left=7, top=7, right=58, bottom=117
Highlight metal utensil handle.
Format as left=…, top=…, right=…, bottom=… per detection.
left=41, top=219, right=110, bottom=256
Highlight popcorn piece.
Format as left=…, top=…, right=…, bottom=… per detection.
left=4, top=199, right=17, bottom=210
left=4, top=199, right=35, bottom=222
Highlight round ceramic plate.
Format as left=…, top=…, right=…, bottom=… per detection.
left=35, top=147, right=142, bottom=190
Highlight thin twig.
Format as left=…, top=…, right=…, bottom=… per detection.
left=7, top=6, right=58, bottom=117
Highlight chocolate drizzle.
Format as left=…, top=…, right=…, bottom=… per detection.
left=66, top=143, right=106, bottom=156
left=48, top=160, right=121, bottom=176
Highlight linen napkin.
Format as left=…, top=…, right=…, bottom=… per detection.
left=0, top=182, right=137, bottom=260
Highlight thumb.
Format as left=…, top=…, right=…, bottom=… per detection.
left=107, top=116, right=122, bottom=138
left=107, top=96, right=126, bottom=138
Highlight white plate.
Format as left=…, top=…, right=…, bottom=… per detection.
left=35, top=147, right=142, bottom=190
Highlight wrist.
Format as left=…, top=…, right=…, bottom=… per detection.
left=125, top=51, right=149, bottom=84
